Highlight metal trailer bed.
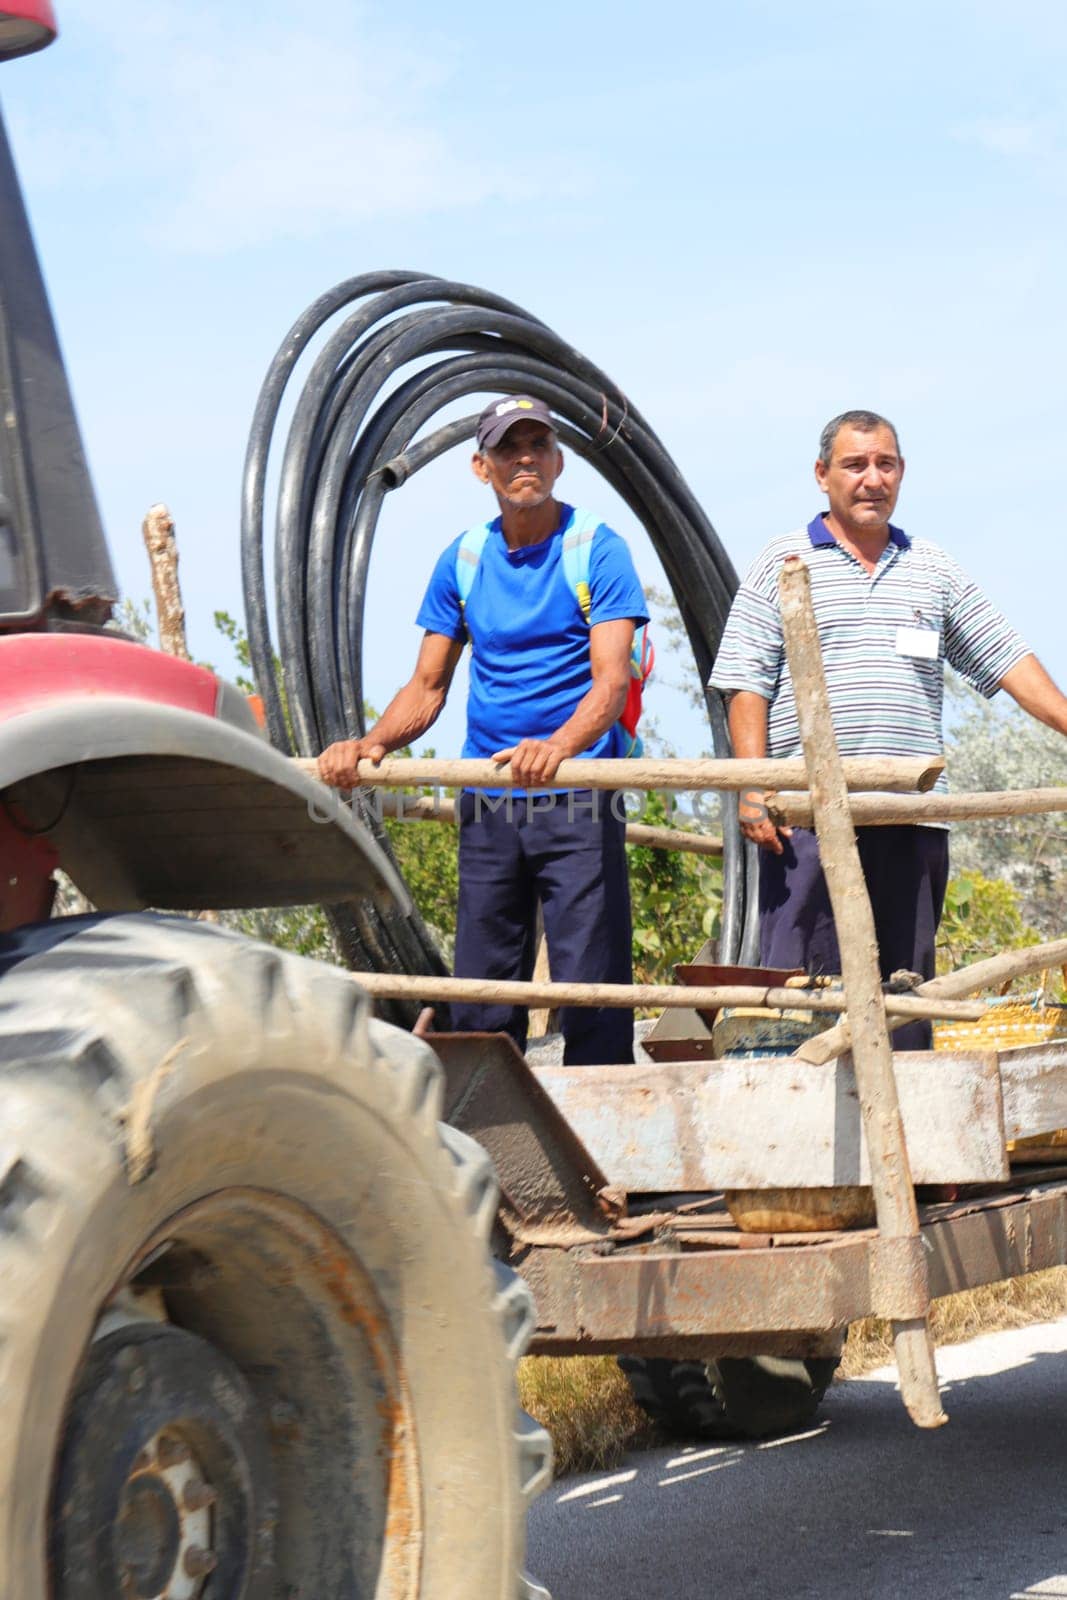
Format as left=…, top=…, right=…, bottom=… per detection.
left=354, top=560, right=1067, bottom=1428
left=433, top=1032, right=1067, bottom=1368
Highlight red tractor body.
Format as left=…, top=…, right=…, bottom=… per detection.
left=0, top=19, right=550, bottom=1600
left=0, top=42, right=407, bottom=927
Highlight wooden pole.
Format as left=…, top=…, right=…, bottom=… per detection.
left=618, top=821, right=722, bottom=856
left=528, top=905, right=555, bottom=1038
left=370, top=792, right=724, bottom=856
left=292, top=753, right=944, bottom=794
left=142, top=504, right=221, bottom=923
left=344, top=970, right=985, bottom=1022
left=778, top=554, right=946, bottom=1430
left=767, top=787, right=1067, bottom=828
left=141, top=503, right=190, bottom=661
left=797, top=935, right=1067, bottom=1065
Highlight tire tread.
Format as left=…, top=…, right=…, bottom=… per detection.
left=0, top=912, right=552, bottom=1598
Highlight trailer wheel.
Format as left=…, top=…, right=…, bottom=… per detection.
left=0, top=913, right=552, bottom=1599
left=618, top=1351, right=841, bottom=1442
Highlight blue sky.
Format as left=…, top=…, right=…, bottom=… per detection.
left=3, top=0, right=1067, bottom=758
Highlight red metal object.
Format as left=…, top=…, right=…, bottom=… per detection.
left=0, top=633, right=220, bottom=724
left=674, top=962, right=804, bottom=1028
left=0, top=1, right=57, bottom=60
left=0, top=799, right=57, bottom=928
left=675, top=964, right=803, bottom=988
left=0, top=636, right=224, bottom=930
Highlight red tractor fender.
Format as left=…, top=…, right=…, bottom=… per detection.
left=0, top=631, right=247, bottom=724
left=0, top=634, right=407, bottom=926
left=0, top=1, right=57, bottom=60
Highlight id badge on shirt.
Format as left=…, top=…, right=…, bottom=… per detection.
left=895, top=625, right=940, bottom=660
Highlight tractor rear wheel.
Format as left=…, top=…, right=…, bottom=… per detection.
left=0, top=913, right=551, bottom=1598
left=618, top=1351, right=841, bottom=1442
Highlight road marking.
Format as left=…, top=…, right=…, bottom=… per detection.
left=664, top=1445, right=738, bottom=1469
left=657, top=1458, right=743, bottom=1487
left=756, top=1423, right=829, bottom=1449
left=556, top=1470, right=636, bottom=1504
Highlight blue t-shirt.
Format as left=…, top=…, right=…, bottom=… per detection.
left=416, top=503, right=649, bottom=765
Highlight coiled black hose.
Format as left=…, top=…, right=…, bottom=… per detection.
left=240, top=271, right=758, bottom=1013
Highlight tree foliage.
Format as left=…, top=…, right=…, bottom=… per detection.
left=945, top=673, right=1067, bottom=938
left=127, top=594, right=1067, bottom=1006
left=108, top=596, right=152, bottom=644
left=936, top=869, right=1044, bottom=975
left=644, top=584, right=708, bottom=718
left=626, top=792, right=721, bottom=983
left=213, top=610, right=257, bottom=694
left=381, top=788, right=460, bottom=961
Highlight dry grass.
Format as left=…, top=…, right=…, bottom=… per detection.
left=838, top=1264, right=1067, bottom=1377
left=519, top=1266, right=1067, bottom=1477
left=517, top=1355, right=660, bottom=1477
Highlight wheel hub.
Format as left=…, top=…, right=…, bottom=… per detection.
left=50, top=1324, right=271, bottom=1599
left=115, top=1428, right=216, bottom=1599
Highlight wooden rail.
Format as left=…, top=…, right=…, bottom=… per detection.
left=347, top=970, right=985, bottom=1023
left=767, top=787, right=1067, bottom=827
left=375, top=793, right=724, bottom=856
left=798, top=935, right=1067, bottom=1065
left=293, top=753, right=944, bottom=794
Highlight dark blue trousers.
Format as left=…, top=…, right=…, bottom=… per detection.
left=451, top=789, right=634, bottom=1064
left=759, top=825, right=950, bottom=1050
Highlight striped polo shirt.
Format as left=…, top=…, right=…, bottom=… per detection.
left=709, top=515, right=1029, bottom=798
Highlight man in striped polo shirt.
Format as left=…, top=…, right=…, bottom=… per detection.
left=710, top=409, right=1067, bottom=1047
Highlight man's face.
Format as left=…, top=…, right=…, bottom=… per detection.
left=814, top=424, right=904, bottom=533
left=473, top=420, right=563, bottom=509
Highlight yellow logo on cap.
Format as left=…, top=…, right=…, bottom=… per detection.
left=518, top=400, right=533, bottom=409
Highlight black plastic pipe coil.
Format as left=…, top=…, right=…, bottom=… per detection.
left=241, top=271, right=758, bottom=1020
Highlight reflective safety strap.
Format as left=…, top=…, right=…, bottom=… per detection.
left=455, top=523, right=492, bottom=609
left=560, top=508, right=601, bottom=621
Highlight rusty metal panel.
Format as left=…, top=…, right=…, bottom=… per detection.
left=574, top=1236, right=873, bottom=1339
left=641, top=937, right=715, bottom=1062
left=429, top=1032, right=619, bottom=1243
left=869, top=1234, right=932, bottom=1321
left=518, top=1181, right=1067, bottom=1350
left=532, top=1052, right=1008, bottom=1189
left=528, top=1329, right=847, bottom=1360
left=925, top=1183, right=1067, bottom=1297
left=999, top=1040, right=1067, bottom=1141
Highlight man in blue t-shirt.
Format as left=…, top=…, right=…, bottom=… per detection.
left=319, top=395, right=650, bottom=1064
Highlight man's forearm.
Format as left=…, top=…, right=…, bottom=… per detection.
left=366, top=681, right=448, bottom=754
left=547, top=676, right=629, bottom=758
left=726, top=690, right=790, bottom=852
left=999, top=654, right=1067, bottom=737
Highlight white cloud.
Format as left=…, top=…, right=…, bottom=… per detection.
left=955, top=117, right=1046, bottom=156
left=12, top=0, right=540, bottom=252
left=950, top=112, right=1067, bottom=197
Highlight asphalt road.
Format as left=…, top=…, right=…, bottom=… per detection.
left=525, top=1319, right=1067, bottom=1600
